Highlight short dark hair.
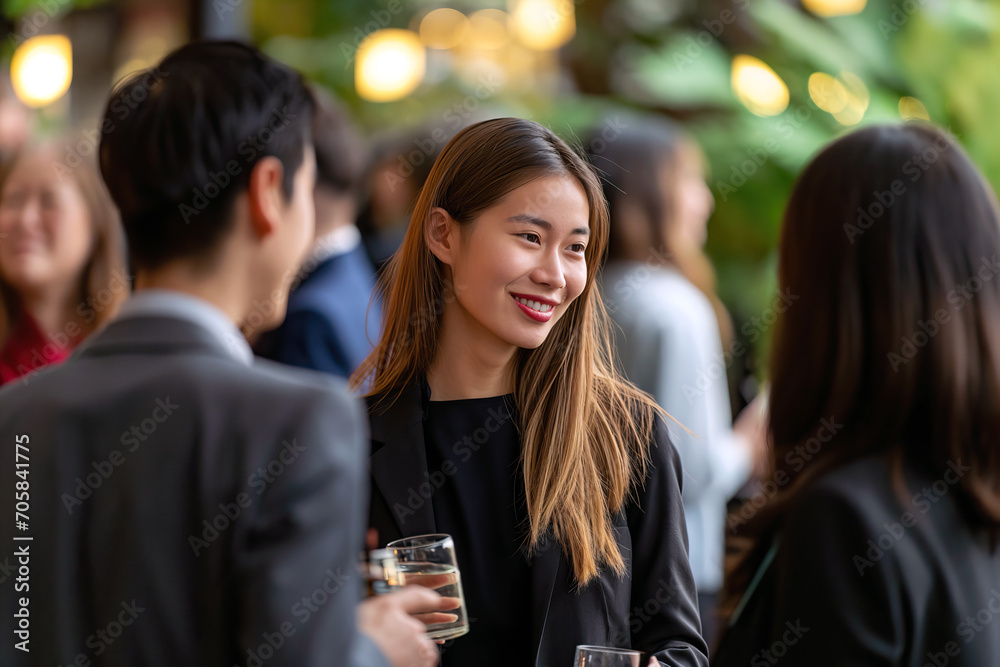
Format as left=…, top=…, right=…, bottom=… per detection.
left=310, top=85, right=364, bottom=195
left=99, top=40, right=315, bottom=271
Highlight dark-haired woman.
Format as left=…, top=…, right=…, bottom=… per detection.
left=593, top=117, right=767, bottom=647
left=353, top=117, right=709, bottom=667
left=714, top=123, right=1000, bottom=666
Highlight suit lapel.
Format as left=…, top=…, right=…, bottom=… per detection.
left=530, top=529, right=563, bottom=666
left=368, top=381, right=437, bottom=536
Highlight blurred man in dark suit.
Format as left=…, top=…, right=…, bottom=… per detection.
left=255, top=87, right=381, bottom=380
left=0, top=41, right=439, bottom=667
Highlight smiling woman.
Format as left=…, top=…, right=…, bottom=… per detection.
left=0, top=141, right=127, bottom=384
left=353, top=117, right=708, bottom=667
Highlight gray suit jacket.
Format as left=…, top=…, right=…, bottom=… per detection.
left=0, top=315, right=388, bottom=667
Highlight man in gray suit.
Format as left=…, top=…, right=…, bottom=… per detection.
left=0, top=41, right=439, bottom=667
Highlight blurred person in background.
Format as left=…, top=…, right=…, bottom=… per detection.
left=357, top=125, right=445, bottom=274
left=254, top=86, right=381, bottom=379
left=593, top=117, right=767, bottom=647
left=714, top=123, right=1000, bottom=666
left=0, top=140, right=127, bottom=384
left=0, top=41, right=443, bottom=667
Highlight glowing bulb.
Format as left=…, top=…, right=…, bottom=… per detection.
left=11, top=35, right=72, bottom=108
left=731, top=55, right=789, bottom=117
left=419, top=8, right=469, bottom=50
left=833, top=70, right=869, bottom=125
left=899, top=96, right=930, bottom=121
left=509, top=0, right=575, bottom=51
left=355, top=29, right=426, bottom=103
left=468, top=9, right=510, bottom=50
left=808, top=72, right=848, bottom=113
left=802, top=0, right=867, bottom=17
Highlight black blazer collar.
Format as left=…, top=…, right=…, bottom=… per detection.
left=367, top=379, right=437, bottom=536
left=367, top=378, right=566, bottom=664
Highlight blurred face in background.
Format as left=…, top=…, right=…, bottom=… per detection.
left=666, top=142, right=714, bottom=249
left=0, top=149, right=93, bottom=299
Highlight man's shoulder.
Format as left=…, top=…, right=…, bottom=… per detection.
left=0, top=351, right=356, bottom=417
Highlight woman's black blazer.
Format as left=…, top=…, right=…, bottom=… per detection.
left=365, top=381, right=709, bottom=667
left=713, top=453, right=1000, bottom=667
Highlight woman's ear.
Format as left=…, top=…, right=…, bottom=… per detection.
left=425, top=207, right=458, bottom=265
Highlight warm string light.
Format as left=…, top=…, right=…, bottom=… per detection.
left=11, top=35, right=72, bottom=108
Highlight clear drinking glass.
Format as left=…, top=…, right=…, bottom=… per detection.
left=386, top=533, right=469, bottom=641
left=573, top=646, right=642, bottom=667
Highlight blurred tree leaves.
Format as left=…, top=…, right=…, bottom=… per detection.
left=1, top=0, right=106, bottom=19
left=253, top=0, right=1000, bottom=378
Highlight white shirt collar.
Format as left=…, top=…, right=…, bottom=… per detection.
left=308, top=225, right=361, bottom=266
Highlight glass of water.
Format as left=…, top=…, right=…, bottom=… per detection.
left=387, top=534, right=469, bottom=641
left=573, top=646, right=642, bottom=667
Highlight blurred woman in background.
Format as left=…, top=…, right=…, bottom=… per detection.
left=714, top=123, right=1000, bottom=665
left=593, top=117, right=766, bottom=646
left=0, top=140, right=127, bottom=384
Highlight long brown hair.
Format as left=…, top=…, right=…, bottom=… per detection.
left=590, top=116, right=734, bottom=350
left=722, top=123, right=1000, bottom=618
left=353, top=117, right=660, bottom=585
left=0, top=140, right=127, bottom=346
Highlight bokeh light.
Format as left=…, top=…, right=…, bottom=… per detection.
left=509, top=0, right=576, bottom=51
left=419, top=8, right=469, bottom=50
left=11, top=35, right=73, bottom=108
left=802, top=0, right=867, bottom=17
left=899, top=96, right=930, bottom=121
left=732, top=55, right=789, bottom=117
left=355, top=29, right=426, bottom=103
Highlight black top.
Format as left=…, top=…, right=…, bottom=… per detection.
left=366, top=380, right=708, bottom=667
left=714, top=452, right=1000, bottom=667
left=422, top=392, right=533, bottom=666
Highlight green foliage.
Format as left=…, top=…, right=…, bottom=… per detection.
left=253, top=0, right=1000, bottom=376
left=2, top=0, right=106, bottom=20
